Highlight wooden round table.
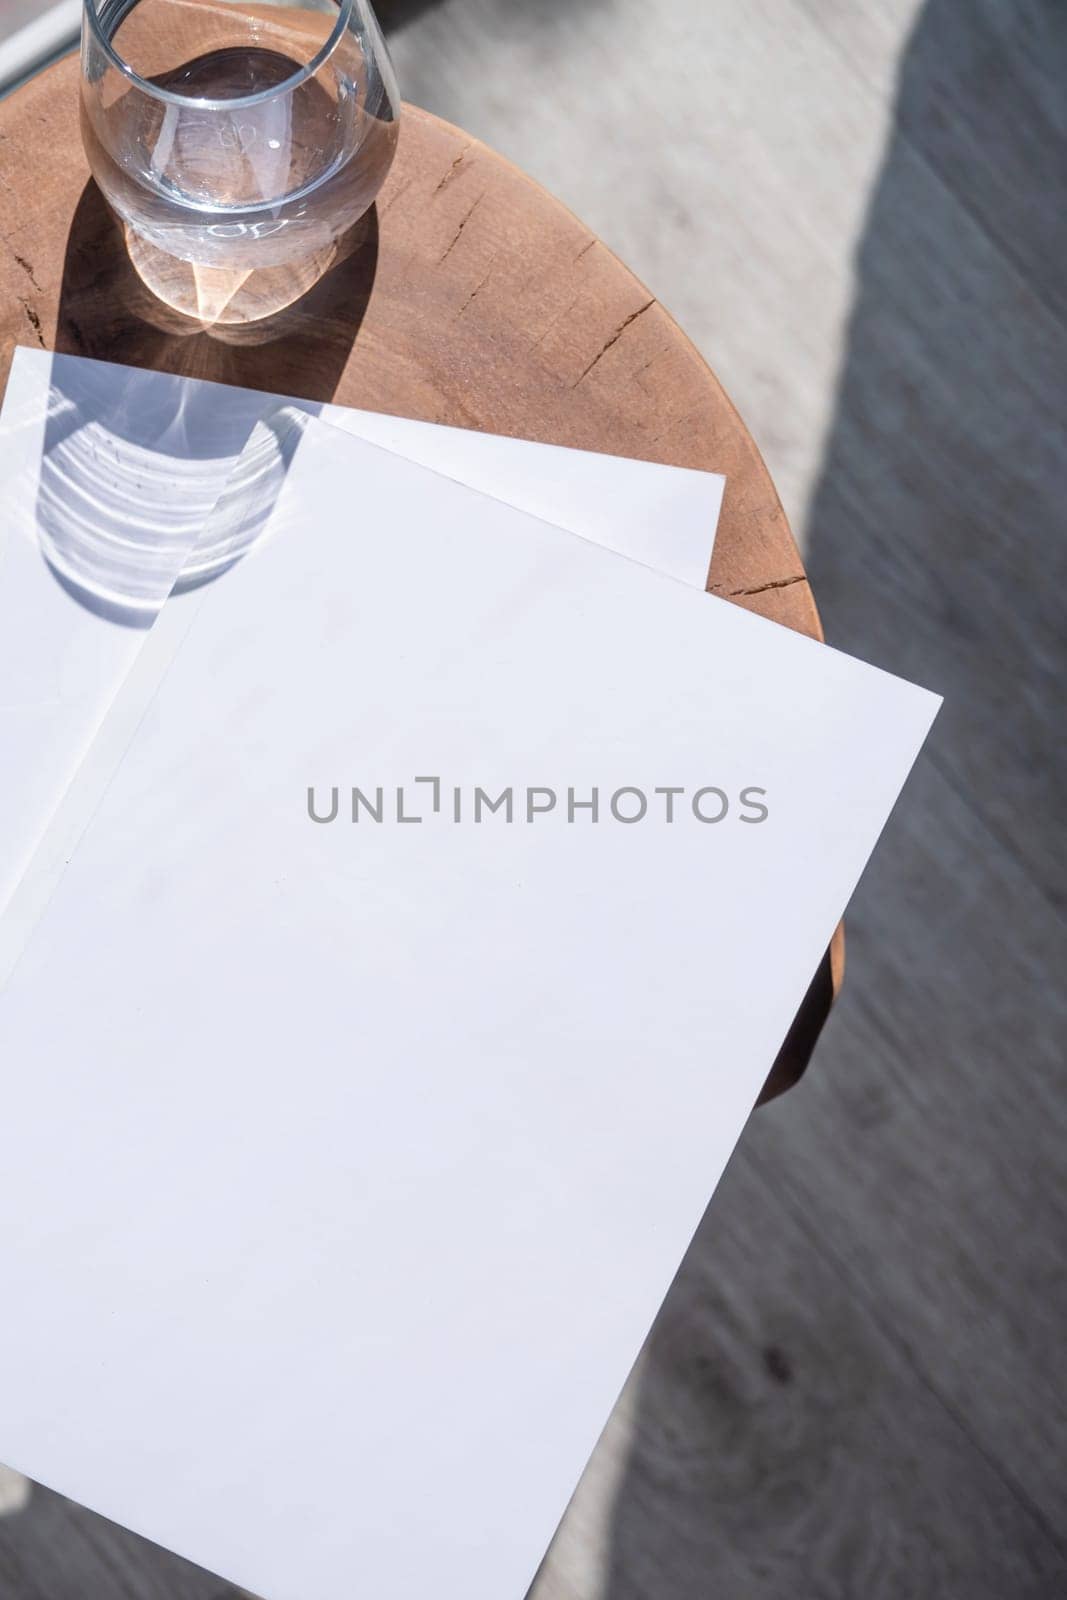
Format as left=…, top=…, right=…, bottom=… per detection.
left=0, top=55, right=841, bottom=1098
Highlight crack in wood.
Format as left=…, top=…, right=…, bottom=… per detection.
left=18, top=297, right=44, bottom=347
left=532, top=294, right=581, bottom=349
left=647, top=405, right=707, bottom=446
left=14, top=252, right=40, bottom=291
left=456, top=256, right=497, bottom=316
left=572, top=298, right=656, bottom=387
left=438, top=193, right=485, bottom=263
left=709, top=573, right=807, bottom=599
left=379, top=175, right=415, bottom=216
left=433, top=142, right=474, bottom=195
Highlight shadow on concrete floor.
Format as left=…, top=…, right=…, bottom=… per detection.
left=597, top=1, right=1067, bottom=1595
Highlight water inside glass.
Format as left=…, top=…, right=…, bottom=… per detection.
left=81, top=0, right=398, bottom=319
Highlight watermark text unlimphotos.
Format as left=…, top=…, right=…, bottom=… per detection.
left=307, top=778, right=769, bottom=826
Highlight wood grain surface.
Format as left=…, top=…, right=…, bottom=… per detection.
left=0, top=54, right=818, bottom=634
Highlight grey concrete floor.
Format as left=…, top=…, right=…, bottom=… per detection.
left=1, top=2, right=1065, bottom=1597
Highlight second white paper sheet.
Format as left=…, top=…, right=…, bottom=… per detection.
left=0, top=345, right=723, bottom=931
left=0, top=420, right=939, bottom=1600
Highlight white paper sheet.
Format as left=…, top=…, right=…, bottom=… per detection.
left=0, top=345, right=723, bottom=930
left=0, top=418, right=938, bottom=1600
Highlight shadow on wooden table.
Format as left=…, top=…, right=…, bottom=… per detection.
left=29, top=180, right=381, bottom=624
left=756, top=938, right=840, bottom=1105
left=53, top=178, right=379, bottom=402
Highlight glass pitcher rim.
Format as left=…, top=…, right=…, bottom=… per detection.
left=82, top=0, right=358, bottom=112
